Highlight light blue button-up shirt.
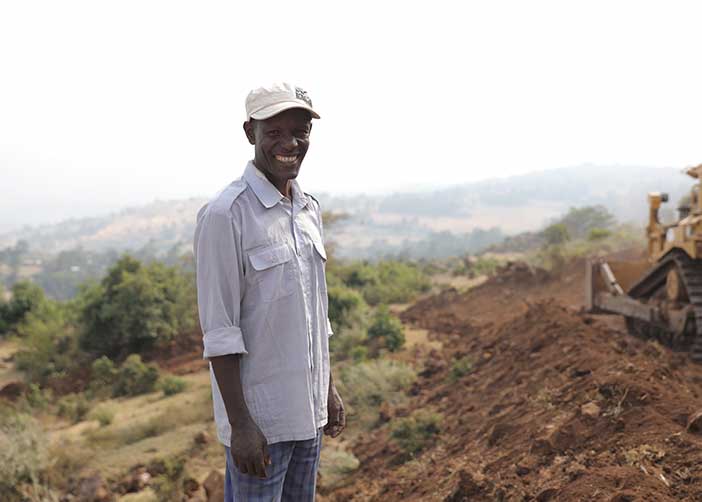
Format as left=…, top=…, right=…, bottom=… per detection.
left=194, top=161, right=333, bottom=446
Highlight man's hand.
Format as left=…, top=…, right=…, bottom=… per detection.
left=230, top=418, right=271, bottom=478
left=324, top=379, right=346, bottom=438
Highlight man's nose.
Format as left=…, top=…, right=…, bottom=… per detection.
left=281, top=135, right=298, bottom=151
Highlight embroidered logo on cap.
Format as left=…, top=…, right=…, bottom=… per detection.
left=295, top=87, right=312, bottom=107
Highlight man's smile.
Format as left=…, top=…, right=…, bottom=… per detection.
left=274, top=155, right=299, bottom=164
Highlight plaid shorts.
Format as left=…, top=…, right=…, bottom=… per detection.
left=224, top=429, right=323, bottom=502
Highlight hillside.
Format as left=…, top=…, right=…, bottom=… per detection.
left=323, top=258, right=702, bottom=501
left=0, top=165, right=690, bottom=260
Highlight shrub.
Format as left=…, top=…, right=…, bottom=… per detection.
left=360, top=261, right=431, bottom=306
left=390, top=409, right=442, bottom=457
left=112, top=354, right=159, bottom=397
left=0, top=412, right=49, bottom=497
left=328, top=285, right=366, bottom=334
left=336, top=359, right=416, bottom=430
left=367, top=306, right=405, bottom=352
left=0, top=281, right=47, bottom=335
left=449, top=357, right=474, bottom=382
left=160, top=375, right=187, bottom=396
left=88, top=356, right=117, bottom=397
left=14, top=302, right=80, bottom=387
left=151, top=456, right=187, bottom=502
left=588, top=227, right=612, bottom=241
left=90, top=404, right=115, bottom=427
left=329, top=326, right=369, bottom=362
left=24, top=383, right=50, bottom=410
left=57, top=393, right=90, bottom=423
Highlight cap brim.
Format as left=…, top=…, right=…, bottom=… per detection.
left=249, top=101, right=320, bottom=120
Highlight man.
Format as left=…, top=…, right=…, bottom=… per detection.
left=194, top=82, right=345, bottom=501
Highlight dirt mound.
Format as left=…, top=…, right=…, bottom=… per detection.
left=326, top=259, right=702, bottom=501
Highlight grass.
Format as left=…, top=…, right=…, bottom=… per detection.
left=319, top=444, right=360, bottom=488
left=48, top=370, right=214, bottom=479
left=335, top=359, right=417, bottom=431
left=390, top=409, right=442, bottom=459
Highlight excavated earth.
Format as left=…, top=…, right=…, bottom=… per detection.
left=323, top=256, right=702, bottom=501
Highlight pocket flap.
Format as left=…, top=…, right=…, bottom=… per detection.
left=313, top=240, right=327, bottom=261
left=249, top=243, right=293, bottom=271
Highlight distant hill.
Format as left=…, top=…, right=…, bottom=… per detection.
left=0, top=165, right=691, bottom=260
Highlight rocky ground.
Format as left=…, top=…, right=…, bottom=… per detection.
left=322, top=257, right=702, bottom=501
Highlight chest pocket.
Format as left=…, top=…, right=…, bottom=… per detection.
left=248, top=243, right=295, bottom=303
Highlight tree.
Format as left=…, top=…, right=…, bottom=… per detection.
left=558, top=206, right=615, bottom=240
left=79, top=255, right=196, bottom=360
left=0, top=281, right=47, bottom=335
left=542, top=223, right=570, bottom=246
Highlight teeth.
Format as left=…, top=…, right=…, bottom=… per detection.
left=275, top=155, right=298, bottom=163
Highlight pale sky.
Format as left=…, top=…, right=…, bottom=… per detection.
left=1, top=1, right=702, bottom=231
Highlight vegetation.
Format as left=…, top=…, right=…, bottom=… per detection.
left=111, top=354, right=160, bottom=397
left=390, top=409, right=442, bottom=458
left=449, top=356, right=474, bottom=382
left=150, top=456, right=188, bottom=502
left=79, top=255, right=196, bottom=360
left=0, top=411, right=49, bottom=501
left=336, top=360, right=416, bottom=430
left=330, top=260, right=431, bottom=306
left=159, top=375, right=187, bottom=397
left=367, top=306, right=405, bottom=353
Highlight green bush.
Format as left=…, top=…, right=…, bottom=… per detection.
left=89, top=404, right=115, bottom=427
left=79, top=255, right=196, bottom=360
left=336, top=359, right=416, bottom=430
left=0, top=411, right=49, bottom=499
left=24, top=383, right=50, bottom=410
left=0, top=281, right=47, bottom=335
left=88, top=356, right=117, bottom=397
left=328, top=285, right=366, bottom=334
left=390, top=409, right=442, bottom=457
left=332, top=260, right=431, bottom=306
left=160, top=375, right=187, bottom=396
left=13, top=301, right=81, bottom=387
left=151, top=456, right=187, bottom=502
left=57, top=393, right=90, bottom=423
left=368, top=306, right=405, bottom=352
left=112, top=354, right=159, bottom=397
left=588, top=227, right=612, bottom=241
left=449, top=357, right=474, bottom=382
left=329, top=324, right=369, bottom=362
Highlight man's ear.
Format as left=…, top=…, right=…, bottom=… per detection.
left=243, top=120, right=256, bottom=145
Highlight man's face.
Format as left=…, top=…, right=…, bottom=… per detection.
left=244, top=108, right=312, bottom=189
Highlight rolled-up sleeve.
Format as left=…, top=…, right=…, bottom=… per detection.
left=194, top=206, right=247, bottom=359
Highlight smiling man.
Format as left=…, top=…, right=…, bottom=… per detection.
left=194, top=82, right=345, bottom=501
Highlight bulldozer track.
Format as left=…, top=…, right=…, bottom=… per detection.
left=628, top=249, right=702, bottom=360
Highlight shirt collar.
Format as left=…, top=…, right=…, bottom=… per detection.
left=243, top=161, right=309, bottom=210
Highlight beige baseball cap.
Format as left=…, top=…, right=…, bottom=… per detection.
left=245, top=82, right=320, bottom=121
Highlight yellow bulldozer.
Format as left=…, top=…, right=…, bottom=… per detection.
left=586, top=164, right=702, bottom=361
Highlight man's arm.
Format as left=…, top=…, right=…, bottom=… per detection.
left=211, top=354, right=270, bottom=478
left=194, top=207, right=269, bottom=478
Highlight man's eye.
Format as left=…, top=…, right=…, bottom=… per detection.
left=266, top=130, right=280, bottom=137
left=296, top=130, right=310, bottom=138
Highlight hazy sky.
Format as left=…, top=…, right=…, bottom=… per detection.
left=2, top=1, right=702, bottom=231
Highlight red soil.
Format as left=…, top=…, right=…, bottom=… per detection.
left=324, top=257, right=702, bottom=501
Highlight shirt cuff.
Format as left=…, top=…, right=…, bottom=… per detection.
left=327, top=318, right=334, bottom=337
left=202, top=326, right=248, bottom=359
